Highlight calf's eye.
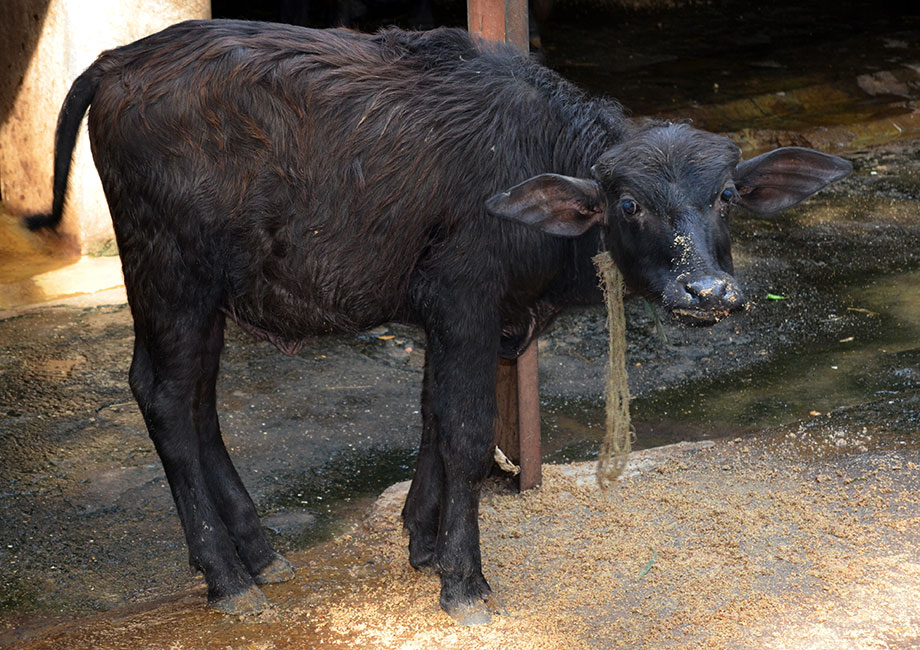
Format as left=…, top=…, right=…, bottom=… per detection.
left=720, top=187, right=736, bottom=202
left=620, top=198, right=639, bottom=215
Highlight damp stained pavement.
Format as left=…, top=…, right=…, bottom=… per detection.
left=2, top=2, right=920, bottom=648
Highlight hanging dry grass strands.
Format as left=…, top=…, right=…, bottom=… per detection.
left=592, top=251, right=633, bottom=489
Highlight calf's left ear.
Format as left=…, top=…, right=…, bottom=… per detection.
left=486, top=173, right=607, bottom=237
left=734, top=147, right=852, bottom=215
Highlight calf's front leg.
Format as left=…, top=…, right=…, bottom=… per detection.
left=424, top=325, right=505, bottom=625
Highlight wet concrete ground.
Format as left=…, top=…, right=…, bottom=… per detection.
left=2, top=1, right=920, bottom=647
left=544, top=0, right=920, bottom=146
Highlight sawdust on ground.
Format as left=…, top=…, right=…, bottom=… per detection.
left=8, top=438, right=920, bottom=650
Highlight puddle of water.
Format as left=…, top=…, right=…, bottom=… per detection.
left=266, top=446, right=417, bottom=549
left=279, top=268, right=920, bottom=516
left=640, top=273, right=920, bottom=425
left=542, top=268, right=920, bottom=463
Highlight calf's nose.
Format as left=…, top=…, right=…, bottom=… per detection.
left=684, top=275, right=745, bottom=312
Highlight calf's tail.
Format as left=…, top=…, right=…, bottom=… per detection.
left=25, top=64, right=104, bottom=231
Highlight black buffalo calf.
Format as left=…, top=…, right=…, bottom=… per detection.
left=30, top=21, right=851, bottom=624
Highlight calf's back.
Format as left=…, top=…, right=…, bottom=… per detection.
left=86, top=21, right=623, bottom=342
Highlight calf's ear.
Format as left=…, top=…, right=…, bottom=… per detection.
left=734, top=147, right=852, bottom=215
left=486, top=173, right=607, bottom=237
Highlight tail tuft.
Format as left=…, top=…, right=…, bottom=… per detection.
left=24, top=213, right=59, bottom=232
left=29, top=62, right=103, bottom=235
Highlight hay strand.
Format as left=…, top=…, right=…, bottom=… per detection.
left=592, top=251, right=633, bottom=489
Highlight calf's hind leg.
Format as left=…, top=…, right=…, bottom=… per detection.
left=128, top=309, right=268, bottom=614
left=402, top=353, right=443, bottom=573
left=195, top=312, right=294, bottom=585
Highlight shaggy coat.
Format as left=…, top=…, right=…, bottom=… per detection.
left=31, top=20, right=850, bottom=622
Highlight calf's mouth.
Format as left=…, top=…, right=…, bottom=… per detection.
left=670, top=305, right=743, bottom=327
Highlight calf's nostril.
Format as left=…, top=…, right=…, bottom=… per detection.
left=685, top=277, right=726, bottom=301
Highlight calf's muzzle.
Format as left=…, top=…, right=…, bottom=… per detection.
left=669, top=272, right=747, bottom=325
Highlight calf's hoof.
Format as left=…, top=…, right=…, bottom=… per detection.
left=254, top=553, right=295, bottom=584
left=440, top=575, right=507, bottom=626
left=447, top=599, right=492, bottom=626
left=210, top=584, right=270, bottom=615
left=443, top=593, right=508, bottom=626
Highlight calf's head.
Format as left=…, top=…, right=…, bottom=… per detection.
left=487, top=123, right=852, bottom=325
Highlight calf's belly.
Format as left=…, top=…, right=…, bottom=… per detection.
left=220, top=276, right=406, bottom=355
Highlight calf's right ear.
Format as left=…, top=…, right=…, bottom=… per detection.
left=486, top=173, right=607, bottom=237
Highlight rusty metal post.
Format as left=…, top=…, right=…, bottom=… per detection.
left=468, top=0, right=542, bottom=490
left=493, top=347, right=542, bottom=490
left=494, top=347, right=542, bottom=490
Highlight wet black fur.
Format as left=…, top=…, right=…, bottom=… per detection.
left=30, top=20, right=847, bottom=618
